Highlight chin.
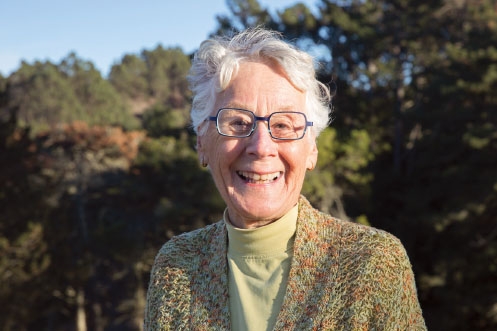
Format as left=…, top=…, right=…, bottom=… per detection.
left=233, top=193, right=291, bottom=218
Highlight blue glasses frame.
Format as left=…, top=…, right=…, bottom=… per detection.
left=208, top=108, right=313, bottom=140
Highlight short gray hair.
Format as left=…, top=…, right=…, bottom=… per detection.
left=187, top=28, right=332, bottom=136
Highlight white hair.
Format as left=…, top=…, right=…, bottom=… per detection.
left=187, top=28, right=332, bottom=136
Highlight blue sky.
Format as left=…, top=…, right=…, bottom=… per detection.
left=0, top=0, right=317, bottom=77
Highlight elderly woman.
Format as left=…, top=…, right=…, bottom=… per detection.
left=144, top=28, right=426, bottom=330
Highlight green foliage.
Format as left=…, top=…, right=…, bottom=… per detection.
left=108, top=54, right=149, bottom=98
left=2, top=43, right=191, bottom=139
left=59, top=53, right=140, bottom=130
left=133, top=134, right=224, bottom=234
left=0, top=124, right=55, bottom=329
left=109, top=46, right=191, bottom=109
left=214, top=0, right=274, bottom=33
left=0, top=73, right=7, bottom=94
left=303, top=127, right=374, bottom=219
left=1, top=15, right=205, bottom=331
left=1, top=122, right=151, bottom=330
left=141, top=104, right=189, bottom=138
left=7, top=60, right=85, bottom=133
left=279, top=4, right=316, bottom=31
left=3, top=53, right=139, bottom=136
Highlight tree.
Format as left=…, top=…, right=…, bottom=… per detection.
left=2, top=53, right=140, bottom=136
left=110, top=46, right=191, bottom=114
left=5, top=60, right=85, bottom=134
left=0, top=121, right=53, bottom=330
left=108, top=54, right=148, bottom=99
left=141, top=46, right=191, bottom=105
left=214, top=0, right=497, bottom=329
left=303, top=127, right=374, bottom=223
left=59, top=53, right=139, bottom=130
left=141, top=104, right=189, bottom=139
left=214, top=0, right=274, bottom=34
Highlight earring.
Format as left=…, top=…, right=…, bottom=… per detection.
left=201, top=157, right=207, bottom=168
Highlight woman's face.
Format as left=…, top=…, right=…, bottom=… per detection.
left=197, top=60, right=318, bottom=229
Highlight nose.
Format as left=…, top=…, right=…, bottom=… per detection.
left=246, top=121, right=277, bottom=157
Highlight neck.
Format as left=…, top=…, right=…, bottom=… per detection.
left=232, top=218, right=277, bottom=229
left=225, top=205, right=298, bottom=229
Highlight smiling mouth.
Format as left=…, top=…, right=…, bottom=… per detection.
left=237, top=171, right=282, bottom=184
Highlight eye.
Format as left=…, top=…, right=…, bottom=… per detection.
left=270, top=118, right=293, bottom=131
left=230, top=118, right=252, bottom=130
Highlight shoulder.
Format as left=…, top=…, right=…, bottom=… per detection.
left=145, top=221, right=227, bottom=329
left=297, top=196, right=425, bottom=328
left=154, top=220, right=225, bottom=269
left=339, top=217, right=405, bottom=255
left=298, top=195, right=409, bottom=265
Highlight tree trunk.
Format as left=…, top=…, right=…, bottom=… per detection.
left=76, top=287, right=87, bottom=331
left=134, top=262, right=146, bottom=331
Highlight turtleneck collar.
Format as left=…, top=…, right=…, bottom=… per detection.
left=224, top=205, right=298, bottom=257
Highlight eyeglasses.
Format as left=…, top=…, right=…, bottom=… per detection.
left=208, top=108, right=313, bottom=140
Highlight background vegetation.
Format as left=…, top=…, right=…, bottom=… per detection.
left=1, top=0, right=496, bottom=330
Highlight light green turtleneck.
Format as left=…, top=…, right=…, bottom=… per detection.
left=224, top=205, right=298, bottom=331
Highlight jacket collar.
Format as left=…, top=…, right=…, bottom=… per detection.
left=189, top=222, right=231, bottom=329
left=274, top=196, right=341, bottom=329
left=192, top=196, right=341, bottom=329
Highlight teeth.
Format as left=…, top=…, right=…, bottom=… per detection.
left=237, top=171, right=281, bottom=183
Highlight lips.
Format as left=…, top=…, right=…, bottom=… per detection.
left=237, top=170, right=282, bottom=184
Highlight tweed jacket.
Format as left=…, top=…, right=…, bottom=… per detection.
left=145, top=196, right=427, bottom=330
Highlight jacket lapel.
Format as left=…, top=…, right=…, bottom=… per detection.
left=274, top=196, right=342, bottom=330
left=189, top=222, right=231, bottom=330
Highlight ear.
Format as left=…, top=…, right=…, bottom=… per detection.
left=196, top=135, right=203, bottom=152
left=306, top=139, right=318, bottom=171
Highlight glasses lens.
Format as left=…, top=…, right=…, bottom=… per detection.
left=269, top=112, right=307, bottom=139
left=217, top=108, right=254, bottom=137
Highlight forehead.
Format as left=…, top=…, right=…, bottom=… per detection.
left=213, top=61, right=306, bottom=114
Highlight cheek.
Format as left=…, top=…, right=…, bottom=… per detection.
left=284, top=143, right=315, bottom=181
left=201, top=130, right=225, bottom=160
left=209, top=139, right=241, bottom=171
left=287, top=144, right=309, bottom=168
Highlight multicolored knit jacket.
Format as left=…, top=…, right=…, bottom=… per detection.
left=145, top=196, right=427, bottom=330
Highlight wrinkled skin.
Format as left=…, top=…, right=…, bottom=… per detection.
left=197, top=60, right=318, bottom=229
